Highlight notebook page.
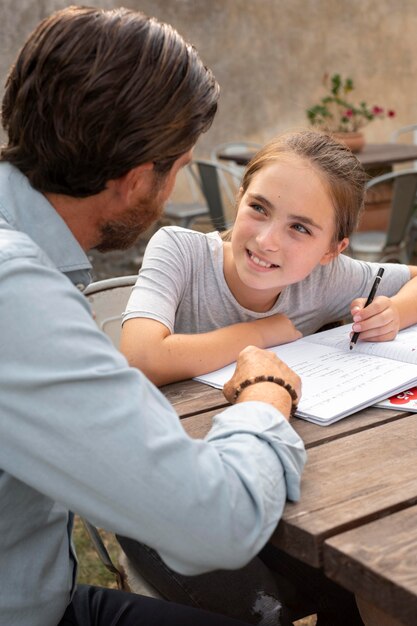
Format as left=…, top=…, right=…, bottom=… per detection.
left=306, top=322, right=417, bottom=365
left=195, top=338, right=417, bottom=424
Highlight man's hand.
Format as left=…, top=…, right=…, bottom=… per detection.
left=350, top=295, right=400, bottom=343
left=223, top=345, right=301, bottom=420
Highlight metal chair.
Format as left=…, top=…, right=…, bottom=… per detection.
left=391, top=123, right=417, bottom=172
left=163, top=164, right=209, bottom=228
left=192, top=159, right=243, bottom=231
left=81, top=275, right=162, bottom=596
left=83, top=275, right=137, bottom=348
left=390, top=125, right=417, bottom=255
left=81, top=518, right=129, bottom=590
left=210, top=141, right=261, bottom=205
left=391, top=124, right=417, bottom=168
left=348, top=169, right=417, bottom=263
left=210, top=140, right=261, bottom=169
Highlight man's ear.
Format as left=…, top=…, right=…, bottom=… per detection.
left=114, top=162, right=154, bottom=201
left=320, top=237, right=350, bottom=265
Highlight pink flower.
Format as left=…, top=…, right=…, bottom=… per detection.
left=345, top=109, right=354, bottom=117
left=372, top=105, right=384, bottom=115
left=388, top=110, right=396, bottom=117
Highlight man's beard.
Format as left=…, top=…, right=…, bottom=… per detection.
left=95, top=183, right=164, bottom=253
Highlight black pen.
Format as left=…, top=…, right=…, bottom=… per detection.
left=349, top=267, right=385, bottom=350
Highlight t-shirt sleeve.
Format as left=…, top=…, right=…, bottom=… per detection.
left=321, top=255, right=411, bottom=322
left=123, top=227, right=189, bottom=333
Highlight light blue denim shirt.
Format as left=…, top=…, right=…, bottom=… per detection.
left=0, top=162, right=306, bottom=626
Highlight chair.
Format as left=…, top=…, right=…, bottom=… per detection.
left=192, top=159, right=243, bottom=232
left=81, top=275, right=163, bottom=597
left=210, top=141, right=261, bottom=205
left=81, top=518, right=129, bottom=590
left=83, top=275, right=137, bottom=348
left=348, top=169, right=417, bottom=263
left=391, top=123, right=417, bottom=171
left=163, top=164, right=209, bottom=228
left=391, top=123, right=417, bottom=147
left=210, top=140, right=261, bottom=171
left=390, top=125, right=417, bottom=255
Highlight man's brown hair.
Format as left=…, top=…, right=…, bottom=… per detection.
left=1, top=5, right=219, bottom=196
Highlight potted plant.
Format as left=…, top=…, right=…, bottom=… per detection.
left=306, top=73, right=395, bottom=152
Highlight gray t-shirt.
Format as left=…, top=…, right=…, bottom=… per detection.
left=123, top=226, right=410, bottom=336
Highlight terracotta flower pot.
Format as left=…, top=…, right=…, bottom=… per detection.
left=331, top=131, right=365, bottom=153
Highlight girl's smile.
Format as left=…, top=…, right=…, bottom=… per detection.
left=223, top=155, right=349, bottom=311
left=246, top=248, right=280, bottom=270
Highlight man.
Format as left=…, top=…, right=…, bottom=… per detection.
left=0, top=6, right=305, bottom=626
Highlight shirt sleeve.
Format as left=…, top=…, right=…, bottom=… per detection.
left=315, top=255, right=411, bottom=324
left=123, top=227, right=189, bottom=332
left=0, top=251, right=306, bottom=575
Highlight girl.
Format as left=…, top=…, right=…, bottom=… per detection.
left=121, top=130, right=417, bottom=387
left=119, top=131, right=385, bottom=625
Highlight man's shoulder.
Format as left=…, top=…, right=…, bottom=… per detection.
left=0, top=222, right=42, bottom=265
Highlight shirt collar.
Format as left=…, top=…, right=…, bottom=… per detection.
left=0, top=162, right=92, bottom=276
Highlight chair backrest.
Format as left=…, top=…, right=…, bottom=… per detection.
left=83, top=275, right=137, bottom=347
left=191, top=159, right=242, bottom=231
left=391, top=124, right=417, bottom=170
left=82, top=274, right=164, bottom=596
left=211, top=140, right=261, bottom=161
left=349, top=169, right=417, bottom=263
left=391, top=124, right=417, bottom=144
left=368, top=169, right=417, bottom=248
left=163, top=164, right=209, bottom=228
left=210, top=141, right=261, bottom=205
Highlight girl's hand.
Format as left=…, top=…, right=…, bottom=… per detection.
left=255, top=313, right=302, bottom=348
left=350, top=295, right=401, bottom=342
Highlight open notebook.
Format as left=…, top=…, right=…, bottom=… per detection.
left=194, top=323, right=417, bottom=425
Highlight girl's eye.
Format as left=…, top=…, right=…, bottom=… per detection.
left=250, top=203, right=267, bottom=215
left=292, top=223, right=311, bottom=235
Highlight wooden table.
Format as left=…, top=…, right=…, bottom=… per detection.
left=161, top=378, right=417, bottom=625
left=218, top=142, right=417, bottom=172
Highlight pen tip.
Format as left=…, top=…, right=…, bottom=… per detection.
left=349, top=343, right=354, bottom=350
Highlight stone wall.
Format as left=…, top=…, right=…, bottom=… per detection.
left=1, top=0, right=416, bottom=158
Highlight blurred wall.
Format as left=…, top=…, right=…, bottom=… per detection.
left=1, top=0, right=416, bottom=157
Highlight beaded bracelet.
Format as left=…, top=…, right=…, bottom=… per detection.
left=232, top=375, right=298, bottom=417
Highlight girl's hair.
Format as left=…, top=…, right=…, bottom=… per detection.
left=239, top=130, right=367, bottom=244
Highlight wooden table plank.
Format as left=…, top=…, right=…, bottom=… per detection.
left=271, top=415, right=417, bottom=567
left=161, top=379, right=227, bottom=417
left=179, top=402, right=408, bottom=449
left=291, top=406, right=409, bottom=449
left=167, top=379, right=409, bottom=448
left=323, top=505, right=417, bottom=626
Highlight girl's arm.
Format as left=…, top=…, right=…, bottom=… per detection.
left=120, top=314, right=301, bottom=386
left=350, top=265, right=417, bottom=342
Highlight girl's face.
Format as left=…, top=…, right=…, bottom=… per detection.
left=226, top=155, right=349, bottom=309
